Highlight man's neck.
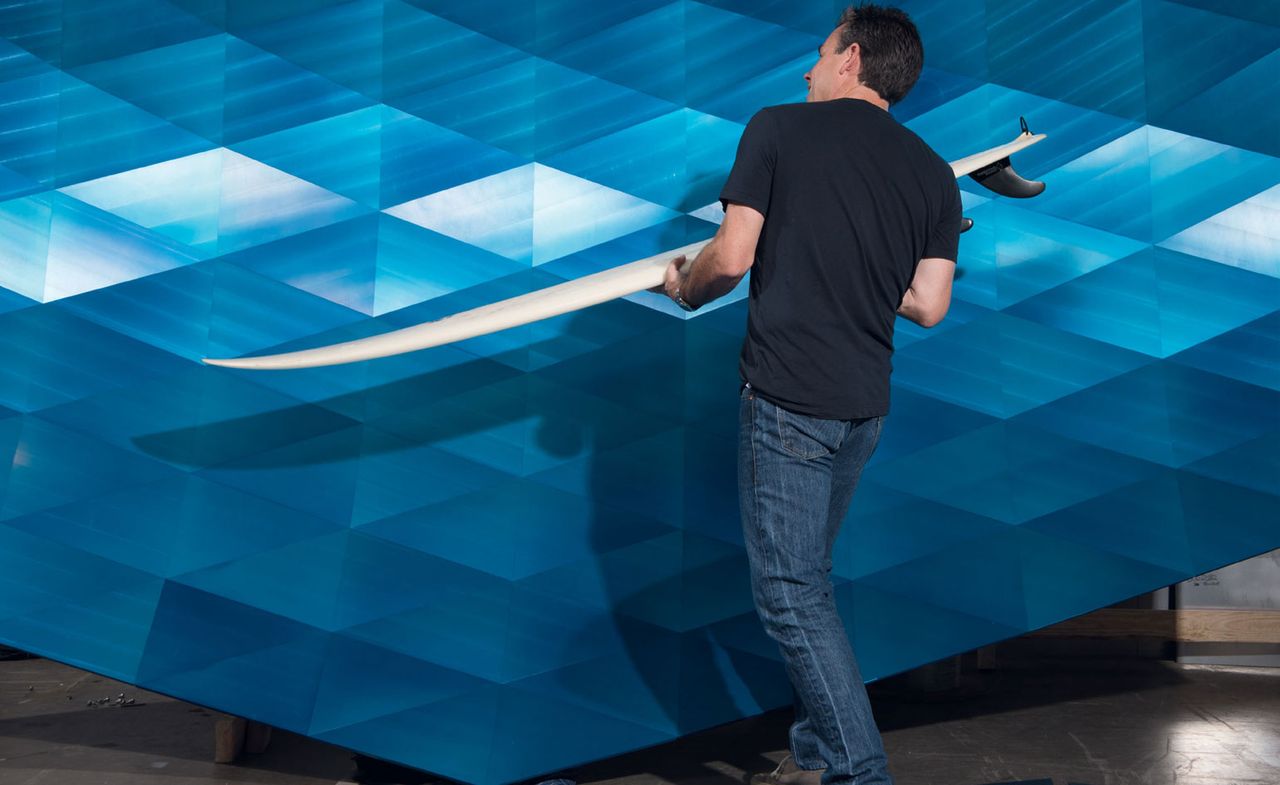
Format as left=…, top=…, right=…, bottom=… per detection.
left=831, top=84, right=889, bottom=111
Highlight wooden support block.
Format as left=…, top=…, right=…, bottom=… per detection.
left=213, top=714, right=247, bottom=764
left=245, top=720, right=273, bottom=754
left=213, top=715, right=274, bottom=762
left=1026, top=608, right=1280, bottom=643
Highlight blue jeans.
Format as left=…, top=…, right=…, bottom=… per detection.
left=738, top=383, right=892, bottom=785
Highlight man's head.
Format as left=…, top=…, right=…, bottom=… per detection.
left=804, top=4, right=923, bottom=107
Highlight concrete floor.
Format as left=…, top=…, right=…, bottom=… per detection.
left=0, top=647, right=1276, bottom=785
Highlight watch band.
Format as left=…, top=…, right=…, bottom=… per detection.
left=672, top=287, right=696, bottom=312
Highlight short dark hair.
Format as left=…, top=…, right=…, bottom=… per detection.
left=835, top=4, right=924, bottom=106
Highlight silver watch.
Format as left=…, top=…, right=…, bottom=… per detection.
left=672, top=286, right=696, bottom=312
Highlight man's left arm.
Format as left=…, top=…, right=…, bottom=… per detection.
left=655, top=203, right=764, bottom=310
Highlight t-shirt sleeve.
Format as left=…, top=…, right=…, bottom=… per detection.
left=923, top=176, right=962, bottom=262
left=719, top=108, right=778, bottom=216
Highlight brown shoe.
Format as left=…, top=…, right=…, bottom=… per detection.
left=748, top=754, right=826, bottom=785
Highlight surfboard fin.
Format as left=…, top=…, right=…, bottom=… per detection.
left=960, top=217, right=974, bottom=234
left=968, top=117, right=1045, bottom=198
left=969, top=157, right=1045, bottom=198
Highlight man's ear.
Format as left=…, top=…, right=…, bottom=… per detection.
left=839, top=42, right=860, bottom=77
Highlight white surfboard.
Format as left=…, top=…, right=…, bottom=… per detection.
left=205, top=128, right=1046, bottom=370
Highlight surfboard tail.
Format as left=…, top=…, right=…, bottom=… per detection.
left=965, top=117, right=1046, bottom=199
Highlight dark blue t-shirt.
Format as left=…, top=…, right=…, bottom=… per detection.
left=720, top=98, right=962, bottom=419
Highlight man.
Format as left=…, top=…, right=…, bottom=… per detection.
left=652, top=5, right=961, bottom=784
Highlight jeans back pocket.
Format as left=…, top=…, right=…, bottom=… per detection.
left=775, top=404, right=847, bottom=460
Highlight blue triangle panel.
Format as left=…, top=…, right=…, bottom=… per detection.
left=1, top=1, right=1279, bottom=783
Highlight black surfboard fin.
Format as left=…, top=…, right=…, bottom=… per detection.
left=970, top=157, right=1045, bottom=198
left=968, top=116, right=1046, bottom=198
left=960, top=217, right=974, bottom=234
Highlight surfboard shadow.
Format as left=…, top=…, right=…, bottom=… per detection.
left=131, top=303, right=773, bottom=751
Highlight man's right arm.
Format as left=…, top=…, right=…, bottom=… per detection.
left=897, top=257, right=955, bottom=328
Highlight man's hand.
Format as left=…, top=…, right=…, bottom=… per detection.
left=646, top=203, right=762, bottom=310
left=647, top=254, right=689, bottom=298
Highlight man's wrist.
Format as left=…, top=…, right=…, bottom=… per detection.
left=672, top=285, right=697, bottom=312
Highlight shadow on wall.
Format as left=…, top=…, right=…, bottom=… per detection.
left=133, top=297, right=778, bottom=746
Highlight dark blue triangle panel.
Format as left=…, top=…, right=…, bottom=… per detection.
left=1, top=2, right=1277, bottom=784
